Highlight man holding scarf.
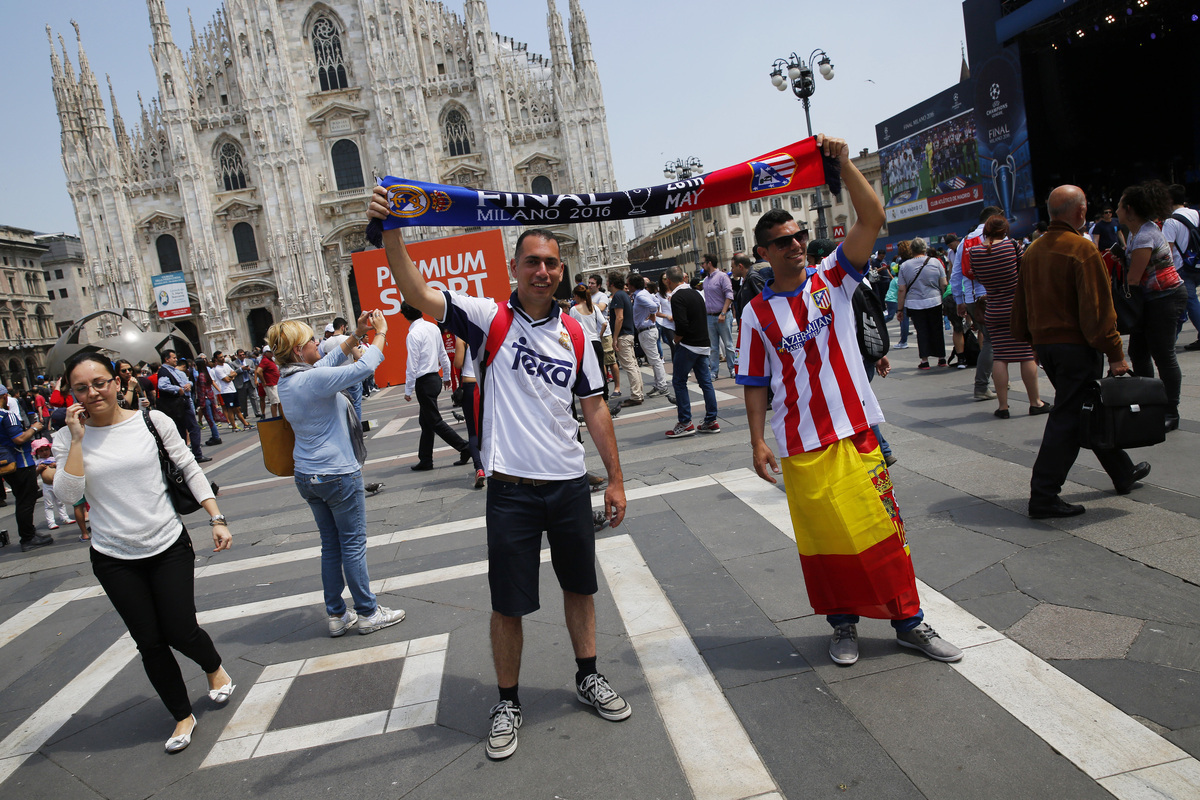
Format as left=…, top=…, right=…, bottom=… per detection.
left=737, top=135, right=962, bottom=667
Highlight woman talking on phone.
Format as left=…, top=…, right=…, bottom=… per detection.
left=52, top=352, right=234, bottom=754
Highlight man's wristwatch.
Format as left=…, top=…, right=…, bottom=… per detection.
left=209, top=515, right=228, bottom=527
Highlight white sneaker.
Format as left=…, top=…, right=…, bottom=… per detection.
left=328, top=609, right=358, bottom=637
left=358, top=605, right=405, bottom=635
left=893, top=342, right=910, bottom=349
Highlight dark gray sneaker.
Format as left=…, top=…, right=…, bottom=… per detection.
left=486, top=700, right=522, bottom=760
left=829, top=623, right=859, bottom=665
left=897, top=622, right=963, bottom=662
left=577, top=673, right=631, bottom=721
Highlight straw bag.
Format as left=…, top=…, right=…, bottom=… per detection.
left=258, top=414, right=295, bottom=477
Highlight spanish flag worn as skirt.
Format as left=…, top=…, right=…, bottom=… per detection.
left=781, top=428, right=921, bottom=620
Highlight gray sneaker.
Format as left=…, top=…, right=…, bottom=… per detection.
left=486, top=700, right=522, bottom=760
left=896, top=622, right=963, bottom=662
left=829, top=623, right=859, bottom=665
left=328, top=609, right=358, bottom=637
left=357, top=605, right=405, bottom=635
left=577, top=673, right=631, bottom=721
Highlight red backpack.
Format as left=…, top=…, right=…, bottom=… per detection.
left=960, top=233, right=985, bottom=280
left=472, top=301, right=587, bottom=439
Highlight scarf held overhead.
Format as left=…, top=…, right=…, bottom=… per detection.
left=371, top=137, right=841, bottom=235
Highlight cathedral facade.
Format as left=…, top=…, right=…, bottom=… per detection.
left=49, top=0, right=625, bottom=353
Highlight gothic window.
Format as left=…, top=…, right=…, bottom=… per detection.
left=233, top=223, right=259, bottom=263
left=444, top=109, right=471, bottom=156
left=312, top=16, right=349, bottom=91
left=156, top=234, right=182, bottom=272
left=531, top=175, right=552, bottom=195
left=331, top=139, right=364, bottom=190
left=217, top=141, right=248, bottom=191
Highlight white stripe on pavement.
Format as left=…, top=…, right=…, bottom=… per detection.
left=712, top=468, right=1200, bottom=800
left=371, top=416, right=410, bottom=438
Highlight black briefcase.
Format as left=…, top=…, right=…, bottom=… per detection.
left=1079, top=376, right=1167, bottom=450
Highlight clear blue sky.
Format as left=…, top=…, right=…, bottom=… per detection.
left=3, top=0, right=967, bottom=234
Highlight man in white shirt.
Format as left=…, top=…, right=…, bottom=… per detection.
left=369, top=188, right=629, bottom=761
left=208, top=352, right=250, bottom=432
left=587, top=274, right=617, bottom=396
left=401, top=303, right=469, bottom=471
left=318, top=316, right=366, bottom=419
left=1163, top=184, right=1200, bottom=351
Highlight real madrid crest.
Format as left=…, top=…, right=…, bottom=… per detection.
left=559, top=330, right=572, bottom=350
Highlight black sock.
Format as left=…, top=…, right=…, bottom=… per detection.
left=575, top=656, right=598, bottom=686
left=498, top=684, right=520, bottom=707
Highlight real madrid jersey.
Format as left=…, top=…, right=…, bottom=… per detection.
left=735, top=245, right=883, bottom=456
left=441, top=290, right=604, bottom=480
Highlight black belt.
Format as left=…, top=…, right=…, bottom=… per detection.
left=707, top=312, right=722, bottom=316
left=490, top=471, right=552, bottom=487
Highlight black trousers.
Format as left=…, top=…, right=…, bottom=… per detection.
left=1030, top=344, right=1134, bottom=504
left=161, top=399, right=204, bottom=457
left=2, top=466, right=39, bottom=542
left=415, top=373, right=467, bottom=465
left=1128, top=287, right=1187, bottom=412
left=461, top=381, right=483, bottom=471
left=908, top=306, right=946, bottom=360
left=91, top=531, right=222, bottom=721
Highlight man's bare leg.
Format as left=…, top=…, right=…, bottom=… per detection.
left=491, top=611, right=523, bottom=688
left=563, top=590, right=596, bottom=659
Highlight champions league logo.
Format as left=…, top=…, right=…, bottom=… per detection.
left=622, top=187, right=651, bottom=215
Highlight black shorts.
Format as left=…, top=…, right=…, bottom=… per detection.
left=220, top=393, right=238, bottom=409
left=485, top=475, right=597, bottom=616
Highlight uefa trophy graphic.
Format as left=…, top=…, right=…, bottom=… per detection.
left=623, top=187, right=652, bottom=215
left=990, top=147, right=1018, bottom=222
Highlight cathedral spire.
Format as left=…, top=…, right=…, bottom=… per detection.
left=147, top=0, right=175, bottom=48
left=108, top=74, right=131, bottom=157
left=547, top=0, right=571, bottom=76
left=567, top=0, right=595, bottom=72
left=72, top=20, right=110, bottom=140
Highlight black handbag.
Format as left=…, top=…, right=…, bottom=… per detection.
left=1111, top=266, right=1143, bottom=336
left=1079, top=376, right=1167, bottom=450
left=142, top=410, right=207, bottom=514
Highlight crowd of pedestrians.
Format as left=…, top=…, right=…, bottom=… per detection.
left=6, top=138, right=1197, bottom=767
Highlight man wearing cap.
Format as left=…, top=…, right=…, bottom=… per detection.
left=319, top=317, right=365, bottom=420
left=230, top=348, right=262, bottom=420
left=0, top=385, right=52, bottom=551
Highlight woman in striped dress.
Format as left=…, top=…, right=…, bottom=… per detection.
left=968, top=216, right=1050, bottom=419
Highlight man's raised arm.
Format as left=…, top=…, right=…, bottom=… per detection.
left=817, top=134, right=886, bottom=268
left=368, top=186, right=446, bottom=320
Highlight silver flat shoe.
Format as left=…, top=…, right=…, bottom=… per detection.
left=165, top=715, right=196, bottom=754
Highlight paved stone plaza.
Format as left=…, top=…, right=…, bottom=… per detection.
left=2, top=332, right=1199, bottom=799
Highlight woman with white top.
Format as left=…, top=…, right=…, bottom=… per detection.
left=52, top=352, right=233, bottom=754
left=656, top=276, right=676, bottom=361
left=267, top=310, right=405, bottom=639
left=570, top=284, right=608, bottom=400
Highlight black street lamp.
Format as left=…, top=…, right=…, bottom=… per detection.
left=769, top=49, right=835, bottom=238
left=663, top=157, right=704, bottom=271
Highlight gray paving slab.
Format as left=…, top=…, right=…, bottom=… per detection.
left=657, top=567, right=782, bottom=652
left=700, top=635, right=811, bottom=689
left=946, top=501, right=1068, bottom=547
left=1122, top=536, right=1200, bottom=585
left=726, top=671, right=924, bottom=799
left=625, top=508, right=724, bottom=581
left=664, top=485, right=791, bottom=562
left=1127, top=620, right=1200, bottom=672
left=831, top=661, right=1113, bottom=800
left=1, top=753, right=106, bottom=800
left=1004, top=536, right=1200, bottom=626
left=1006, top=604, right=1143, bottom=660
left=906, top=524, right=1022, bottom=591
left=957, top=592, right=1040, bottom=632
left=1166, top=724, right=1200, bottom=760
left=1052, top=658, right=1200, bottom=731
left=270, top=659, right=405, bottom=730
left=888, top=468, right=983, bottom=516
left=720, top=547, right=810, bottom=623
left=942, top=562, right=1017, bottom=601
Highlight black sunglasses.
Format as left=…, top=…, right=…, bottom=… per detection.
left=764, top=232, right=808, bottom=250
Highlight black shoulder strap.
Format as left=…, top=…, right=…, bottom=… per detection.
left=1171, top=212, right=1200, bottom=250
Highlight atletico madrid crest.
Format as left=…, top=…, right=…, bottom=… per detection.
left=812, top=287, right=832, bottom=313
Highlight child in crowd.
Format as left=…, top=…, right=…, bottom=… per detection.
left=32, top=438, right=71, bottom=531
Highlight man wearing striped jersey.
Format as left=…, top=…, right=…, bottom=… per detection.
left=736, top=134, right=962, bottom=667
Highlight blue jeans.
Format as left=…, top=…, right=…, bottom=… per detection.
left=829, top=609, right=923, bottom=633
left=706, top=315, right=736, bottom=377
left=863, top=358, right=891, bottom=459
left=294, top=469, right=376, bottom=618
left=658, top=324, right=676, bottom=361
left=898, top=312, right=910, bottom=344
left=1177, top=272, right=1200, bottom=339
left=201, top=397, right=219, bottom=438
left=672, top=346, right=718, bottom=425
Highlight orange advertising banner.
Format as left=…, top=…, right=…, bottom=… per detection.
left=350, top=229, right=512, bottom=390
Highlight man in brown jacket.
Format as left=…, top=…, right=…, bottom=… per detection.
left=1012, top=185, right=1150, bottom=518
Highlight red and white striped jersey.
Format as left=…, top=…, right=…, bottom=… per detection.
left=736, top=245, right=883, bottom=456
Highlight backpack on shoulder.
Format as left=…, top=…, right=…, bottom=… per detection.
left=1170, top=212, right=1200, bottom=274
left=852, top=281, right=890, bottom=362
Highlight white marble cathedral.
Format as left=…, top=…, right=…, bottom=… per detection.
left=48, top=0, right=625, bottom=352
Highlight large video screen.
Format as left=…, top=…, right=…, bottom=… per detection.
left=879, top=109, right=983, bottom=225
